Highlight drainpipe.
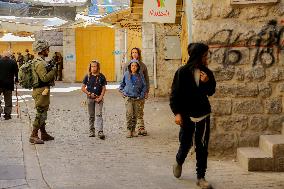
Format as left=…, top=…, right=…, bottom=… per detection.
left=187, top=0, right=193, bottom=43
left=124, top=28, right=127, bottom=65
left=152, top=24, right=157, bottom=89
left=124, top=28, right=127, bottom=63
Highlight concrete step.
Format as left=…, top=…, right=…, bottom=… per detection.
left=237, top=147, right=274, bottom=171
left=259, top=135, right=284, bottom=157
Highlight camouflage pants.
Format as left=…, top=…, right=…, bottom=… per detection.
left=32, top=87, right=50, bottom=129
left=57, top=69, right=63, bottom=81
left=125, top=97, right=144, bottom=131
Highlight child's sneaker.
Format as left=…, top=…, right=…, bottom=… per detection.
left=89, top=128, right=95, bottom=137
left=98, top=131, right=105, bottom=140
left=126, top=130, right=132, bottom=138
left=138, top=128, right=147, bottom=136
left=131, top=130, right=138, bottom=137
left=196, top=178, right=212, bottom=189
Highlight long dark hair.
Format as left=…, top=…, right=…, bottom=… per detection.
left=186, top=43, right=209, bottom=70
left=88, top=60, right=100, bottom=77
left=130, top=47, right=142, bottom=62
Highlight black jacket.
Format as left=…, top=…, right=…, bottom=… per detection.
left=170, top=64, right=216, bottom=118
left=0, top=57, right=18, bottom=91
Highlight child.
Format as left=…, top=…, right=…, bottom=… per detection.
left=128, top=47, right=149, bottom=136
left=81, top=60, right=107, bottom=139
left=119, top=59, right=147, bottom=138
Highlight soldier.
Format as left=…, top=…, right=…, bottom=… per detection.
left=55, top=52, right=63, bottom=81
left=29, top=40, right=57, bottom=144
left=11, top=52, right=16, bottom=62
left=24, top=49, right=33, bottom=63
left=16, top=52, right=24, bottom=68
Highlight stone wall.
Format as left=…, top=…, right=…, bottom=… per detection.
left=142, top=23, right=182, bottom=96
left=191, top=0, right=284, bottom=156
left=115, top=28, right=126, bottom=82
left=62, top=28, right=76, bottom=82
left=34, top=29, right=63, bottom=55
left=34, top=28, right=76, bottom=82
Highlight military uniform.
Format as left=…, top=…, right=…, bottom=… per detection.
left=56, top=55, right=63, bottom=81
left=29, top=40, right=56, bottom=144
left=32, top=57, right=56, bottom=129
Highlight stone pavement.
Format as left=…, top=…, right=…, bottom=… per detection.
left=0, top=83, right=284, bottom=189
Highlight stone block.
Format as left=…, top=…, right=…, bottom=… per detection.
left=214, top=84, right=234, bottom=97
left=271, top=2, right=284, bottom=16
left=238, top=133, right=260, bottom=147
left=208, top=47, right=226, bottom=65
left=241, top=6, right=268, bottom=20
left=233, top=83, right=259, bottom=97
left=275, top=157, right=284, bottom=171
left=217, top=5, right=240, bottom=18
left=213, top=66, right=235, bottom=81
left=217, top=115, right=248, bottom=132
left=249, top=115, right=269, bottom=132
left=265, top=97, right=282, bottom=114
left=258, top=83, right=272, bottom=98
left=193, top=2, right=212, bottom=20
left=268, top=115, right=284, bottom=133
left=260, top=135, right=284, bottom=157
left=269, top=68, right=284, bottom=82
left=245, top=66, right=266, bottom=81
left=209, top=133, right=235, bottom=154
left=237, top=147, right=274, bottom=171
left=236, top=67, right=245, bottom=81
left=211, top=99, right=232, bottom=115
left=233, top=99, right=263, bottom=114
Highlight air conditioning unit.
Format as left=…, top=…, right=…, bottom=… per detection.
left=231, top=0, right=279, bottom=4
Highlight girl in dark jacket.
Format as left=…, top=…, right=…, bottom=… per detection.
left=170, top=43, right=216, bottom=189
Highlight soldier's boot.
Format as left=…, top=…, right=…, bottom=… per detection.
left=40, top=126, right=54, bottom=141
left=29, top=128, right=44, bottom=144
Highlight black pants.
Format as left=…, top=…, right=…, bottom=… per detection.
left=0, top=88, right=12, bottom=116
left=176, top=115, right=210, bottom=179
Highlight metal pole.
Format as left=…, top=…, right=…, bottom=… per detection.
left=15, top=84, right=19, bottom=118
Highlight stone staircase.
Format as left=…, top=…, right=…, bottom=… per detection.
left=237, top=123, right=284, bottom=171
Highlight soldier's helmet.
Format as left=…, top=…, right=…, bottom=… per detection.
left=32, top=40, right=49, bottom=53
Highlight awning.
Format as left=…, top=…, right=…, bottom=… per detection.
left=0, top=1, right=78, bottom=21
left=0, top=0, right=88, bottom=6
left=0, top=33, right=35, bottom=42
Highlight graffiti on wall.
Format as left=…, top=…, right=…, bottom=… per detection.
left=207, top=20, right=284, bottom=67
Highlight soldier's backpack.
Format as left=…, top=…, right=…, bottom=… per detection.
left=18, top=60, right=39, bottom=89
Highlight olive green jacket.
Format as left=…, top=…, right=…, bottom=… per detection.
left=33, top=56, right=56, bottom=87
